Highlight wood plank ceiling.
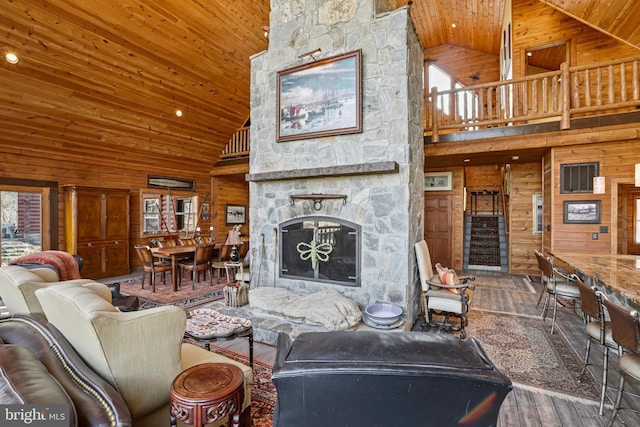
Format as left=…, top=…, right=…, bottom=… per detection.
left=1, top=0, right=637, bottom=170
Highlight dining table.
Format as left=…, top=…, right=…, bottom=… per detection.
left=549, top=251, right=640, bottom=311
left=152, top=245, right=197, bottom=292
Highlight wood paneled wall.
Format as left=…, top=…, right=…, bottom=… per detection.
left=0, top=152, right=211, bottom=270
left=211, top=175, right=250, bottom=244
left=508, top=163, right=542, bottom=273
left=512, top=0, right=639, bottom=79
left=550, top=140, right=640, bottom=255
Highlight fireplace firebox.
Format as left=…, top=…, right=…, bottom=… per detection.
left=279, top=216, right=360, bottom=287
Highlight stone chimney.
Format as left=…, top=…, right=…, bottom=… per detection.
left=248, top=0, right=424, bottom=326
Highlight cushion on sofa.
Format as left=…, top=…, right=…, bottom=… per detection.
left=0, top=266, right=113, bottom=317
left=0, top=345, right=77, bottom=425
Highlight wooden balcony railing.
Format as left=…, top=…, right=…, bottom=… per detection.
left=427, top=57, right=640, bottom=142
left=220, top=125, right=250, bottom=159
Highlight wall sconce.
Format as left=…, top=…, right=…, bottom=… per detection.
left=298, top=48, right=321, bottom=62
left=593, top=176, right=605, bottom=194
left=636, top=164, right=640, bottom=187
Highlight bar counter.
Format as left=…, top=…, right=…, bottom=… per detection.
left=550, top=251, right=640, bottom=311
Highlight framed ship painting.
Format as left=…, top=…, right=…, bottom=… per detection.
left=276, top=50, right=362, bottom=142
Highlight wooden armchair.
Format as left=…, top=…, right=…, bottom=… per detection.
left=414, top=240, right=475, bottom=338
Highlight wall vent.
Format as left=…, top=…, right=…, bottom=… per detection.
left=560, top=162, right=599, bottom=193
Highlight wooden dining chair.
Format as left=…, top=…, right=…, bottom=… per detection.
left=178, top=244, right=215, bottom=289
left=158, top=239, right=178, bottom=248
left=134, top=245, right=172, bottom=293
left=211, top=244, right=233, bottom=283
left=179, top=238, right=197, bottom=246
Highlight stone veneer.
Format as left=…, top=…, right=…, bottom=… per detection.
left=248, top=0, right=424, bottom=326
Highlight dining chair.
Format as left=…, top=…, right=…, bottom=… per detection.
left=414, top=240, right=475, bottom=338
left=575, top=277, right=617, bottom=415
left=134, top=245, right=172, bottom=293
left=539, top=253, right=580, bottom=334
left=178, top=244, right=215, bottom=289
left=158, top=239, right=178, bottom=248
left=534, top=250, right=549, bottom=308
left=212, top=244, right=233, bottom=283
left=179, top=237, right=198, bottom=246
left=602, top=298, right=640, bottom=427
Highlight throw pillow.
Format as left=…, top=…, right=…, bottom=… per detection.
left=434, top=263, right=460, bottom=293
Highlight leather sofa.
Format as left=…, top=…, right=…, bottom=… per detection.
left=0, top=314, right=132, bottom=426
left=272, top=330, right=512, bottom=427
left=35, top=282, right=253, bottom=427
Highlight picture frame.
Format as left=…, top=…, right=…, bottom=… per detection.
left=424, top=172, right=453, bottom=191
left=225, top=204, right=246, bottom=225
left=533, top=194, right=542, bottom=234
left=563, top=200, right=601, bottom=224
left=276, top=50, right=362, bottom=142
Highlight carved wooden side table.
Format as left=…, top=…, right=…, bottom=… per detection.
left=170, top=362, right=244, bottom=427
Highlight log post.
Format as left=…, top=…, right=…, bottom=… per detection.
left=560, top=62, right=570, bottom=130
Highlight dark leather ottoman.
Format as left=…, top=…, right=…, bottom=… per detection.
left=272, top=331, right=512, bottom=427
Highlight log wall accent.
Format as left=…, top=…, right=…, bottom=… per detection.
left=508, top=163, right=542, bottom=273
left=0, top=154, right=211, bottom=271
left=512, top=0, right=639, bottom=79
left=550, top=140, right=640, bottom=255
left=211, top=175, right=249, bottom=244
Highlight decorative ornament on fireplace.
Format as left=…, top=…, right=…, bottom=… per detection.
left=296, top=226, right=333, bottom=270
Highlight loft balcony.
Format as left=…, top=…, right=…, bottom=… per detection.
left=424, top=57, right=640, bottom=144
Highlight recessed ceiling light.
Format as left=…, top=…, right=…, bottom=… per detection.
left=4, top=53, right=19, bottom=64
left=512, top=155, right=520, bottom=160
left=527, top=52, right=532, bottom=57
left=451, top=23, right=457, bottom=28
left=175, top=109, right=183, bottom=117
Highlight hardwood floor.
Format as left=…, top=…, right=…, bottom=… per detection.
left=213, top=273, right=640, bottom=426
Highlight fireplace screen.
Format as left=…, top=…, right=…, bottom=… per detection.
left=279, top=216, right=360, bottom=286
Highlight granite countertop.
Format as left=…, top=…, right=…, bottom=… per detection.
left=550, top=251, right=640, bottom=311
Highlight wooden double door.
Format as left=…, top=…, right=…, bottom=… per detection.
left=65, top=186, right=130, bottom=279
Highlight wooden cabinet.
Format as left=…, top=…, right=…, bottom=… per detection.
left=65, top=186, right=130, bottom=279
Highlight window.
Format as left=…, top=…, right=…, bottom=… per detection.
left=140, top=190, right=198, bottom=237
left=636, top=197, right=640, bottom=245
left=429, top=64, right=479, bottom=126
left=0, top=180, right=55, bottom=266
left=560, top=162, right=599, bottom=193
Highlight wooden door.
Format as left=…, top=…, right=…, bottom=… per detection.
left=424, top=195, right=452, bottom=267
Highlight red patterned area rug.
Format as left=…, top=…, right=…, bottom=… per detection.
left=209, top=345, right=276, bottom=427
left=107, top=277, right=226, bottom=309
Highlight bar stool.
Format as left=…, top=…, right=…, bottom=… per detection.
left=575, top=277, right=617, bottom=415
left=602, top=298, right=640, bottom=427
left=539, top=253, right=580, bottom=334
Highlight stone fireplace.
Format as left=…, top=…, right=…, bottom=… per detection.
left=247, top=0, right=424, bottom=326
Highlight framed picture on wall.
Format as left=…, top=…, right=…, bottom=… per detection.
left=424, top=172, right=452, bottom=191
left=563, top=200, right=601, bottom=224
left=225, top=204, right=246, bottom=225
left=276, top=50, right=362, bottom=142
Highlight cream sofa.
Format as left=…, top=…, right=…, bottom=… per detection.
left=0, top=265, right=112, bottom=317
left=35, top=282, right=252, bottom=427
